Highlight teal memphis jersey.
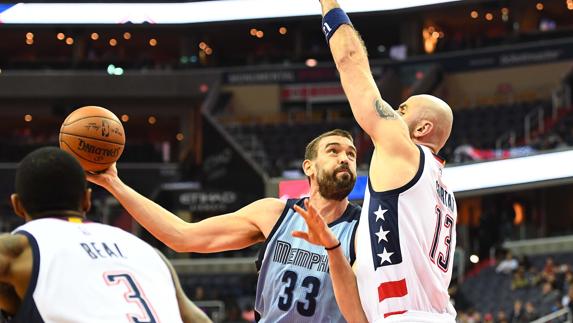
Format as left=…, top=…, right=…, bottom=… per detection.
left=254, top=198, right=360, bottom=322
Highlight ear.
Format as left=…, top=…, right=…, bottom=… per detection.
left=82, top=188, right=92, bottom=213
left=414, top=120, right=434, bottom=138
left=302, top=159, right=314, bottom=177
left=10, top=194, right=27, bottom=220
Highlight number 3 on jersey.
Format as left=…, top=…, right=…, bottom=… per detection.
left=278, top=270, right=321, bottom=317
left=429, top=206, right=454, bottom=272
left=104, top=272, right=158, bottom=323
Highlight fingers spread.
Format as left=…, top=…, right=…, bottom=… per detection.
left=293, top=205, right=310, bottom=220
left=291, top=231, right=309, bottom=241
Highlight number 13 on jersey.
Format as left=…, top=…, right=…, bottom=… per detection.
left=429, top=206, right=454, bottom=272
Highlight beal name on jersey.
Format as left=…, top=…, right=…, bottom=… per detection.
left=80, top=241, right=127, bottom=260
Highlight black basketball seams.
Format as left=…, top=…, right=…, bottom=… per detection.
left=62, top=115, right=123, bottom=127
left=59, top=132, right=125, bottom=145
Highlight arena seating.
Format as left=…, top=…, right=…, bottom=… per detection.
left=223, top=99, right=556, bottom=176
left=458, top=252, right=573, bottom=319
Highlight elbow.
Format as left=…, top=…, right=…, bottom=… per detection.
left=164, top=229, right=194, bottom=253
left=169, top=242, right=190, bottom=253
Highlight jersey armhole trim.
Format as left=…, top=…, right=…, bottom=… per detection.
left=254, top=198, right=299, bottom=271
left=349, top=215, right=359, bottom=266
left=327, top=202, right=359, bottom=228
left=11, top=230, right=44, bottom=323
left=368, top=145, right=425, bottom=198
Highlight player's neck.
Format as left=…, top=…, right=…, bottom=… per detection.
left=413, top=139, right=438, bottom=154
left=307, top=192, right=349, bottom=224
left=29, top=210, right=86, bottom=220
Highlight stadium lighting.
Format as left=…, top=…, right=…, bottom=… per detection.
left=279, top=149, right=573, bottom=200
left=0, top=0, right=464, bottom=24
left=107, top=64, right=124, bottom=75
left=443, top=149, right=573, bottom=194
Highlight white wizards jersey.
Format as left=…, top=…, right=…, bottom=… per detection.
left=11, top=218, right=183, bottom=323
left=354, top=145, right=457, bottom=322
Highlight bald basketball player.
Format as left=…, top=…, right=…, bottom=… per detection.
left=291, top=1, right=457, bottom=322
left=0, top=147, right=210, bottom=323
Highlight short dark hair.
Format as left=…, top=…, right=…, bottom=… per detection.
left=15, top=147, right=87, bottom=217
left=304, top=129, right=354, bottom=161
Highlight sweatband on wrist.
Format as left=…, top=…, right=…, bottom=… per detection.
left=322, top=8, right=352, bottom=44
left=325, top=240, right=341, bottom=251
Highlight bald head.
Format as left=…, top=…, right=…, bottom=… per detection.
left=398, top=94, right=453, bottom=153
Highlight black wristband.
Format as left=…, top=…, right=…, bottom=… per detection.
left=325, top=240, right=341, bottom=251
left=322, top=8, right=352, bottom=44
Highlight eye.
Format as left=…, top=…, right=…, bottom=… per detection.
left=328, top=148, right=337, bottom=154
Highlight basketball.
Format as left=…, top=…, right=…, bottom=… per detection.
left=59, top=106, right=125, bottom=173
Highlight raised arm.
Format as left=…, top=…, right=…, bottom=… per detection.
left=321, top=1, right=416, bottom=151
left=320, top=0, right=419, bottom=189
left=87, top=164, right=284, bottom=253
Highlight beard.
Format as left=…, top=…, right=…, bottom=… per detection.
left=317, top=164, right=356, bottom=201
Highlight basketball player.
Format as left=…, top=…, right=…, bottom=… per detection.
left=87, top=129, right=361, bottom=322
left=0, top=147, right=211, bottom=323
left=292, top=1, right=458, bottom=322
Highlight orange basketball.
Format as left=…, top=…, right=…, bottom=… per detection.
left=59, top=106, right=125, bottom=173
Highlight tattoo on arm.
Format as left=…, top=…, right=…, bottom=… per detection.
left=374, top=99, right=399, bottom=120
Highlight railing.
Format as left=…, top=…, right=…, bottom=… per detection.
left=495, top=130, right=516, bottom=151
left=552, top=84, right=571, bottom=119
left=524, top=107, right=545, bottom=145
left=503, top=235, right=573, bottom=256
left=171, top=257, right=257, bottom=274
left=531, top=308, right=571, bottom=323
left=195, top=300, right=226, bottom=323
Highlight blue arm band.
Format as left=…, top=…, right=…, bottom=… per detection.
left=322, top=8, right=352, bottom=44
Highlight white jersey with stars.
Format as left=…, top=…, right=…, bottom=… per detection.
left=354, top=145, right=457, bottom=322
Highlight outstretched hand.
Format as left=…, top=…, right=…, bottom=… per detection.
left=85, top=163, right=119, bottom=189
left=292, top=199, right=339, bottom=249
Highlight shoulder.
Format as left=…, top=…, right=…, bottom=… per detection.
left=238, top=198, right=288, bottom=238
left=349, top=203, right=362, bottom=218
left=0, top=234, right=29, bottom=255
left=0, top=234, right=29, bottom=279
left=249, top=198, right=287, bottom=214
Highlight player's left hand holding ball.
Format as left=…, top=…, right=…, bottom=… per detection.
left=85, top=162, right=120, bottom=190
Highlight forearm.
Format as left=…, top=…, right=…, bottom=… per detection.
left=327, top=247, right=367, bottom=323
left=101, top=177, right=267, bottom=253
left=320, top=0, right=368, bottom=72
left=319, top=0, right=405, bottom=144
left=180, top=298, right=212, bottom=323
left=319, top=0, right=395, bottom=140
left=105, top=178, right=193, bottom=251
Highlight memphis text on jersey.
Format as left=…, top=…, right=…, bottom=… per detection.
left=272, top=240, right=329, bottom=273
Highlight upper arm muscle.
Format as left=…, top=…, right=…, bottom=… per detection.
left=177, top=198, right=286, bottom=253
